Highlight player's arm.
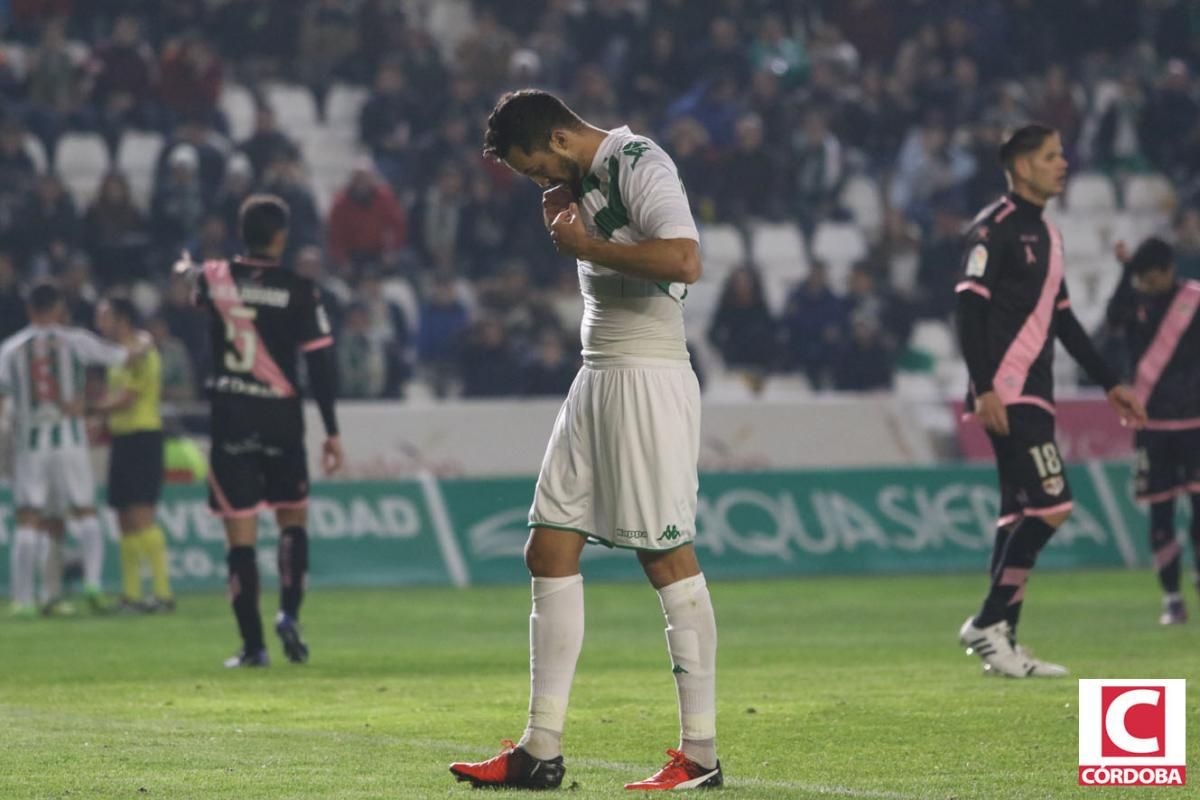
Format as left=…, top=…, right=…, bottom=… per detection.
left=1055, top=296, right=1147, bottom=428
left=549, top=159, right=702, bottom=284
left=296, top=284, right=342, bottom=474
left=954, top=232, right=1008, bottom=434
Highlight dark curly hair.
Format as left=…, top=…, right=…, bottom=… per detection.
left=483, top=89, right=584, bottom=161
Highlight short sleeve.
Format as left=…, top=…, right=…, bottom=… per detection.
left=621, top=144, right=700, bottom=243
left=955, top=226, right=1000, bottom=301
left=295, top=283, right=334, bottom=353
left=66, top=328, right=128, bottom=367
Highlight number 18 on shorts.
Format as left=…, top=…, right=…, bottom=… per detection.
left=1078, top=679, right=1186, bottom=786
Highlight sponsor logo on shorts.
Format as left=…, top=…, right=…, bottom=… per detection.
left=1043, top=476, right=1066, bottom=496
left=658, top=524, right=682, bottom=542
left=615, top=528, right=648, bottom=541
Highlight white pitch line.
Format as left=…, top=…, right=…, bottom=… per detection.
left=416, top=470, right=471, bottom=587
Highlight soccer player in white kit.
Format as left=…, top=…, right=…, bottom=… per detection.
left=0, top=284, right=137, bottom=616
left=449, top=90, right=721, bottom=792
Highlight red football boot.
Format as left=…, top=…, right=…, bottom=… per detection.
left=449, top=739, right=565, bottom=790
left=625, top=749, right=723, bottom=791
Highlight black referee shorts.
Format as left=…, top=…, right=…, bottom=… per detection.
left=107, top=430, right=165, bottom=509
left=987, top=405, right=1074, bottom=525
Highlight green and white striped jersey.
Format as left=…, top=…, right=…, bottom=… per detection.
left=0, top=325, right=127, bottom=453
left=575, top=126, right=700, bottom=363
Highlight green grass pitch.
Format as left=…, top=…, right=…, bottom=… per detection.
left=2, top=569, right=1197, bottom=799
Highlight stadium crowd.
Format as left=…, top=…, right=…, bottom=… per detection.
left=1, top=0, right=1200, bottom=400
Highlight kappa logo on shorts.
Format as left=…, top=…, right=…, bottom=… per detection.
left=1043, top=476, right=1066, bottom=496
left=615, top=528, right=648, bottom=541
left=657, top=525, right=682, bottom=542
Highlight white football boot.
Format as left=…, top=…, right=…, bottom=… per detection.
left=958, top=616, right=1035, bottom=678
left=1012, top=643, right=1069, bottom=677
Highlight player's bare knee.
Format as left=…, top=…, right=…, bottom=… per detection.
left=524, top=528, right=584, bottom=577
left=639, top=545, right=701, bottom=589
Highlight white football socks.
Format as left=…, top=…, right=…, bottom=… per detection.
left=519, top=574, right=584, bottom=760
left=658, top=573, right=718, bottom=769
left=10, top=526, right=38, bottom=606
left=72, top=515, right=105, bottom=590
left=38, top=533, right=63, bottom=605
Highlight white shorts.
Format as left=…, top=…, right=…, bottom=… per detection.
left=529, top=358, right=700, bottom=550
left=12, top=444, right=95, bottom=514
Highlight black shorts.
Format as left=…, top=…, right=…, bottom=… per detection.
left=107, top=430, right=164, bottom=509
left=987, top=405, right=1074, bottom=524
left=208, top=399, right=309, bottom=517
left=1134, top=427, right=1200, bottom=503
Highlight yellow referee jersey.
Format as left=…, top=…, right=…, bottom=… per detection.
left=108, top=345, right=162, bottom=435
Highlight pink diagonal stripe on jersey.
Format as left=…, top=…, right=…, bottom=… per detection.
left=204, top=259, right=295, bottom=398
left=1134, top=280, right=1200, bottom=408
left=993, top=196, right=1017, bottom=223
left=992, top=221, right=1064, bottom=406
left=1000, top=567, right=1031, bottom=605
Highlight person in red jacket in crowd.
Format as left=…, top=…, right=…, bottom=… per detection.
left=327, top=160, right=408, bottom=272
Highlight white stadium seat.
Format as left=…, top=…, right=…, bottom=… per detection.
left=116, top=131, right=164, bottom=207
left=219, top=83, right=257, bottom=142
left=23, top=134, right=47, bottom=173
left=1122, top=173, right=1175, bottom=216
left=1065, top=172, right=1117, bottom=213
left=699, top=224, right=746, bottom=277
left=265, top=83, right=318, bottom=130
left=839, top=174, right=884, bottom=241
left=910, top=319, right=956, bottom=361
left=1053, top=213, right=1106, bottom=260
left=56, top=133, right=109, bottom=206
left=811, top=221, right=866, bottom=293
left=326, top=84, right=369, bottom=126
left=750, top=222, right=809, bottom=314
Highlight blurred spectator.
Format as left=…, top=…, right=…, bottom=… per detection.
left=294, top=245, right=347, bottom=333
left=521, top=328, right=577, bottom=396
left=779, top=263, right=847, bottom=388
left=157, top=34, right=223, bottom=130
left=747, top=14, right=807, bottom=87
left=418, top=272, right=470, bottom=395
left=156, top=121, right=228, bottom=202
left=336, top=303, right=389, bottom=399
left=791, top=109, right=844, bottom=236
left=24, top=18, right=89, bottom=168
left=458, top=317, right=521, bottom=398
left=410, top=162, right=468, bottom=272
left=20, top=172, right=78, bottom=267
left=707, top=267, right=776, bottom=375
left=914, top=205, right=968, bottom=321
left=845, top=263, right=913, bottom=356
left=667, top=73, right=742, bottom=148
left=1174, top=207, right=1200, bottom=280
left=666, top=117, right=718, bottom=222
left=572, top=64, right=621, bottom=130
left=694, top=16, right=748, bottom=84
left=148, top=315, right=195, bottom=402
left=298, top=0, right=358, bottom=122
left=88, top=14, right=157, bottom=159
left=188, top=214, right=233, bottom=262
left=327, top=162, right=407, bottom=272
left=0, top=119, right=37, bottom=204
left=1032, top=65, right=1085, bottom=160
left=627, top=27, right=691, bottom=117
left=454, top=8, right=517, bottom=94
left=0, top=252, right=28, bottom=340
left=359, top=61, right=418, bottom=190
left=832, top=308, right=897, bottom=391
left=358, top=269, right=410, bottom=397
left=572, top=0, right=639, bottom=74
left=151, top=143, right=207, bottom=259
left=1141, top=60, right=1200, bottom=181
left=161, top=272, right=209, bottom=383
left=1092, top=72, right=1149, bottom=174
left=457, top=170, right=515, bottom=279
left=83, top=171, right=149, bottom=285
left=214, top=152, right=254, bottom=237
left=58, top=253, right=97, bottom=329
left=238, top=106, right=297, bottom=180
left=717, top=113, right=780, bottom=223
left=890, top=116, right=977, bottom=229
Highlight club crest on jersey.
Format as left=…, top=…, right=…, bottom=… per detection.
left=967, top=244, right=988, bottom=277
left=1043, top=476, right=1066, bottom=496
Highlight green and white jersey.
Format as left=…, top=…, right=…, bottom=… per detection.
left=576, top=126, right=700, bottom=362
left=0, top=325, right=127, bottom=453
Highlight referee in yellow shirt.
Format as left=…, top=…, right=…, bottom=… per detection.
left=95, top=297, right=173, bottom=611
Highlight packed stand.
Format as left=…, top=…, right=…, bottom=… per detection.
left=0, top=0, right=1197, bottom=402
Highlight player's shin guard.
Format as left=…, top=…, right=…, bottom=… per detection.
left=39, top=533, right=63, bottom=605
left=658, top=573, right=718, bottom=770
left=518, top=574, right=584, bottom=761
left=227, top=546, right=264, bottom=654
left=1149, top=500, right=1182, bottom=594
left=278, top=526, right=308, bottom=619
left=11, top=527, right=39, bottom=606
left=976, top=516, right=1056, bottom=632
left=72, top=515, right=105, bottom=591
left=140, top=526, right=172, bottom=600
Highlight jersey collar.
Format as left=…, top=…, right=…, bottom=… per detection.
left=589, top=125, right=632, bottom=176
